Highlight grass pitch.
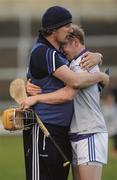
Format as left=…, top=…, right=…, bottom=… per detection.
left=0, top=136, right=25, bottom=180
left=0, top=136, right=117, bottom=180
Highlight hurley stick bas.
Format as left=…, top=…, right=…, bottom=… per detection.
left=9, top=78, right=70, bottom=167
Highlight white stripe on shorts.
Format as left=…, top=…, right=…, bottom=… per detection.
left=32, top=124, right=40, bottom=180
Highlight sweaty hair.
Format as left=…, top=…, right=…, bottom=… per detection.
left=39, top=28, right=55, bottom=37
left=67, top=24, right=85, bottom=45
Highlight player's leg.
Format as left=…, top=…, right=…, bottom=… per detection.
left=39, top=124, right=72, bottom=180
left=23, top=127, right=33, bottom=180
left=56, top=127, right=72, bottom=180
left=72, top=165, right=80, bottom=180
left=72, top=163, right=102, bottom=180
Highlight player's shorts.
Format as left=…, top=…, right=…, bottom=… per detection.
left=70, top=132, right=108, bottom=166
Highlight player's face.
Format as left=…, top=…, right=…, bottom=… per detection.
left=55, top=24, right=73, bottom=44
left=62, top=40, right=76, bottom=61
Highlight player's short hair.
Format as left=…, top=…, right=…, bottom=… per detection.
left=67, top=24, right=85, bottom=45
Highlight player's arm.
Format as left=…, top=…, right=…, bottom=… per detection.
left=21, top=86, right=77, bottom=108
left=53, top=65, right=109, bottom=89
left=35, top=85, right=77, bottom=104
left=50, top=50, right=107, bottom=89
left=26, top=79, right=77, bottom=103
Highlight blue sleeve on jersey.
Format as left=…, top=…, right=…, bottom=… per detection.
left=29, top=45, right=69, bottom=79
left=46, top=48, right=68, bottom=74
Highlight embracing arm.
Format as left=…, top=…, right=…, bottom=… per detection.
left=35, top=85, right=77, bottom=104
left=22, top=66, right=109, bottom=108
left=53, top=65, right=109, bottom=89
left=21, top=86, right=77, bottom=108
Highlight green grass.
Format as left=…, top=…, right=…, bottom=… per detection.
left=0, top=136, right=25, bottom=180
left=0, top=136, right=117, bottom=180
left=102, top=138, right=117, bottom=180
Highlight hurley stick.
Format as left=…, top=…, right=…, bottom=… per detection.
left=9, top=78, right=27, bottom=104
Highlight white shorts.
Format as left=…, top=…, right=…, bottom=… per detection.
left=70, top=132, right=108, bottom=166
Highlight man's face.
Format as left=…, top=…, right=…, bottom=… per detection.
left=61, top=40, right=76, bottom=61
left=55, top=24, right=73, bottom=44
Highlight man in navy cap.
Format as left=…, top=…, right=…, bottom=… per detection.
left=22, top=6, right=108, bottom=180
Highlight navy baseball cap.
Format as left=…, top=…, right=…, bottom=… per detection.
left=42, top=6, right=72, bottom=30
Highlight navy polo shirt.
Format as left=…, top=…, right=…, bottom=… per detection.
left=27, top=34, right=74, bottom=127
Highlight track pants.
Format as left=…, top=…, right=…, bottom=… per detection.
left=23, top=123, right=72, bottom=180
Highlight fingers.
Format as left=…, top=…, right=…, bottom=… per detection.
left=80, top=58, right=93, bottom=70
left=20, top=97, right=30, bottom=109
left=20, top=96, right=37, bottom=109
left=20, top=101, right=29, bottom=110
left=27, top=79, right=40, bottom=89
left=80, top=52, right=91, bottom=70
left=22, top=105, right=29, bottom=110
left=27, top=89, right=41, bottom=96
left=80, top=52, right=97, bottom=70
left=26, top=79, right=42, bottom=95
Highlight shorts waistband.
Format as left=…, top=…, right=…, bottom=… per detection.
left=69, top=133, right=95, bottom=142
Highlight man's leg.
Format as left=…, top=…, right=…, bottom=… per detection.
left=23, top=123, right=71, bottom=180
left=23, top=127, right=33, bottom=180
left=39, top=124, right=72, bottom=180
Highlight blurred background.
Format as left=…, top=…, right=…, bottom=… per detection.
left=0, top=0, right=117, bottom=180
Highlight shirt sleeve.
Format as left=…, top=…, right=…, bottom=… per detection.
left=29, top=46, right=68, bottom=79
left=70, top=57, right=100, bottom=73
left=46, top=48, right=68, bottom=74
left=73, top=65, right=100, bottom=73
left=69, top=57, right=87, bottom=73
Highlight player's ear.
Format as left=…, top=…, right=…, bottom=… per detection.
left=74, top=37, right=80, bottom=47
left=50, top=29, right=57, bottom=37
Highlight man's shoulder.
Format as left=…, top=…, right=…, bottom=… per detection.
left=32, top=42, right=50, bottom=52
left=31, top=42, right=58, bottom=59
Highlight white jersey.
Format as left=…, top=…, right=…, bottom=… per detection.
left=69, top=49, right=107, bottom=134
